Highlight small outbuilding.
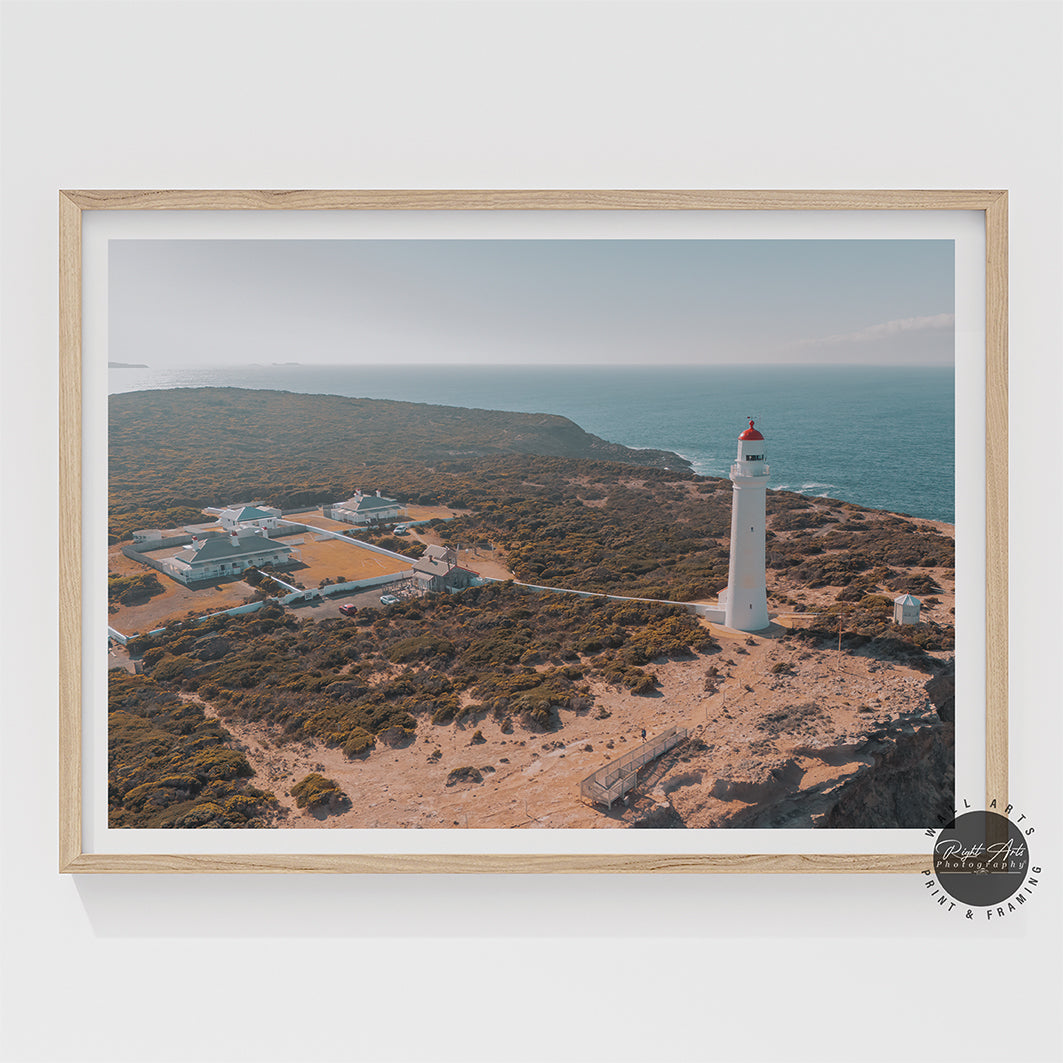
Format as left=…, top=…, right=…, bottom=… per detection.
left=131, top=529, right=166, bottom=546
left=893, top=593, right=921, bottom=625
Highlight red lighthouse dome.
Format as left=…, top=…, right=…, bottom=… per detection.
left=738, top=419, right=764, bottom=441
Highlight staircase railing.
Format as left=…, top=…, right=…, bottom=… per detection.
left=579, top=727, right=689, bottom=809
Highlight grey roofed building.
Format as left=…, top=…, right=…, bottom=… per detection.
left=892, top=592, right=921, bottom=625
left=328, top=489, right=404, bottom=524
left=412, top=555, right=453, bottom=579
left=222, top=504, right=275, bottom=522
left=411, top=549, right=473, bottom=593
left=218, top=504, right=281, bottom=532
left=423, top=544, right=457, bottom=565
left=167, top=531, right=296, bottom=584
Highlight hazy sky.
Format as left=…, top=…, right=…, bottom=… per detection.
left=109, top=239, right=955, bottom=367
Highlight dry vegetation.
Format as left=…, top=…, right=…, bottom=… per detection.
left=108, top=387, right=687, bottom=537
left=108, top=671, right=278, bottom=828
left=108, top=388, right=955, bottom=828
left=110, top=389, right=954, bottom=650
left=111, top=586, right=718, bottom=827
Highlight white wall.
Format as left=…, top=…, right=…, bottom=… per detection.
left=2, top=3, right=1060, bottom=1061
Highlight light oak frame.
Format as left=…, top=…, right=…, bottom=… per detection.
left=59, top=189, right=1008, bottom=873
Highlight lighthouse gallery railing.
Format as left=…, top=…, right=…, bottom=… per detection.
left=730, top=461, right=770, bottom=478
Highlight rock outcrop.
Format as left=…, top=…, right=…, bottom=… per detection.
left=627, top=661, right=956, bottom=830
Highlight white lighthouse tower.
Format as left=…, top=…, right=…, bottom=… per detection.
left=723, top=419, right=770, bottom=631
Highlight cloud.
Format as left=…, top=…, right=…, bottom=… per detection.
left=795, top=313, right=955, bottom=348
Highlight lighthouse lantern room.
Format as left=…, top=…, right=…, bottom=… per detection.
left=723, top=419, right=770, bottom=631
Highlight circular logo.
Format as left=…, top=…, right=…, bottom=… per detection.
left=933, top=810, right=1031, bottom=906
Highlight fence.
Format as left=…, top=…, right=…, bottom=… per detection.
left=121, top=543, right=184, bottom=579
left=477, top=576, right=726, bottom=623
left=579, top=727, right=689, bottom=809
left=282, top=570, right=413, bottom=605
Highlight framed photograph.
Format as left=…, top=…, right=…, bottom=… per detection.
left=59, top=190, right=1007, bottom=873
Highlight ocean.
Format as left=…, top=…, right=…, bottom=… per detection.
left=108, top=364, right=955, bottom=522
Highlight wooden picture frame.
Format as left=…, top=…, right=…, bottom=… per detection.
left=59, top=189, right=1007, bottom=873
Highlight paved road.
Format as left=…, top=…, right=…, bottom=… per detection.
left=285, top=585, right=407, bottom=620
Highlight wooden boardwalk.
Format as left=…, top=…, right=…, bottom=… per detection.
left=579, top=727, right=689, bottom=809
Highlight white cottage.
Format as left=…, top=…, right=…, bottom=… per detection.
left=167, top=530, right=295, bottom=584
left=893, top=593, right=921, bottom=625
left=328, top=489, right=404, bottom=525
left=218, top=504, right=281, bottom=533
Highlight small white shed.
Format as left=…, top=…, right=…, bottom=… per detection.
left=893, top=593, right=921, bottom=625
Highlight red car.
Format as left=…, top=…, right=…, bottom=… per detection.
left=339, top=604, right=357, bottom=617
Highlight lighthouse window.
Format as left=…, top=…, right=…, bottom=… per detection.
left=746, top=453, right=763, bottom=461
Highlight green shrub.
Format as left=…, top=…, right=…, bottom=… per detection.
left=387, top=635, right=455, bottom=663
left=150, top=653, right=198, bottom=682
left=626, top=673, right=656, bottom=695
left=430, top=695, right=461, bottom=724
left=859, top=594, right=893, bottom=612
left=342, top=729, right=374, bottom=757
left=291, top=772, right=349, bottom=812
left=171, top=802, right=228, bottom=828
left=108, top=572, right=165, bottom=605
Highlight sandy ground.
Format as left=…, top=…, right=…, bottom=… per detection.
left=277, top=534, right=412, bottom=585
left=198, top=619, right=941, bottom=830
left=765, top=510, right=956, bottom=625
left=108, top=577, right=258, bottom=634
left=459, top=552, right=516, bottom=581
left=405, top=504, right=468, bottom=521
left=108, top=542, right=260, bottom=634
left=290, top=513, right=358, bottom=532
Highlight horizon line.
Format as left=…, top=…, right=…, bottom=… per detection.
left=112, top=360, right=957, bottom=370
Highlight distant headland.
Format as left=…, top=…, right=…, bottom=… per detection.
left=108, top=361, right=149, bottom=369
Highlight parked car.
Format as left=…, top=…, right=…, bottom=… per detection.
left=379, top=594, right=400, bottom=606
left=393, top=524, right=409, bottom=535
left=339, top=603, right=357, bottom=616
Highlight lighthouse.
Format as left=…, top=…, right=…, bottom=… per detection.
left=724, top=419, right=770, bottom=631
